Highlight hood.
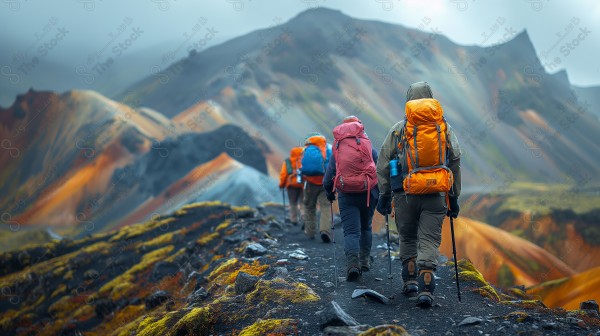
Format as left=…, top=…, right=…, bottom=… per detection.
left=406, top=81, right=433, bottom=102
left=290, top=147, right=304, bottom=161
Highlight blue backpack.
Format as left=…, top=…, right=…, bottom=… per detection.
left=301, top=138, right=331, bottom=176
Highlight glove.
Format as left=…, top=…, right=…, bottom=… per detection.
left=447, top=197, right=460, bottom=218
left=326, top=191, right=336, bottom=202
left=376, top=194, right=392, bottom=215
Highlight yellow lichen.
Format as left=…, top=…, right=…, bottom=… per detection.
left=136, top=311, right=179, bottom=336
left=50, top=284, right=67, bottom=299
left=502, top=300, right=547, bottom=309
left=140, top=232, right=175, bottom=249
left=238, top=318, right=296, bottom=336
left=477, top=285, right=500, bottom=301
left=109, top=281, right=134, bottom=301
left=458, top=271, right=489, bottom=288
left=359, top=324, right=410, bottom=336
left=246, top=279, right=320, bottom=304
left=226, top=260, right=268, bottom=284
left=207, top=258, right=239, bottom=282
left=215, top=220, right=231, bottom=232
left=171, top=306, right=215, bottom=335
left=110, top=218, right=176, bottom=242
left=181, top=201, right=223, bottom=211
left=72, top=304, right=94, bottom=320
left=47, top=295, right=72, bottom=319
left=197, top=232, right=220, bottom=246
left=504, top=311, right=531, bottom=322
left=100, top=245, right=174, bottom=297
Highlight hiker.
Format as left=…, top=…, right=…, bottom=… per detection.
left=324, top=116, right=379, bottom=281
left=279, top=146, right=305, bottom=225
left=302, top=132, right=332, bottom=242
left=376, top=82, right=462, bottom=308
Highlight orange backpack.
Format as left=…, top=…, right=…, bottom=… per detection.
left=399, top=98, right=454, bottom=194
left=286, top=147, right=304, bottom=188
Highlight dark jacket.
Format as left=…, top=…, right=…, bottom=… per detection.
left=323, top=146, right=379, bottom=201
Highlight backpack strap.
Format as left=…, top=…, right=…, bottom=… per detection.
left=285, top=158, right=292, bottom=175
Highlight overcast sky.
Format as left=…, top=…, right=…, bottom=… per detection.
left=1, top=0, right=599, bottom=87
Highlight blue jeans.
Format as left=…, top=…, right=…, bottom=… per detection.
left=338, top=192, right=377, bottom=258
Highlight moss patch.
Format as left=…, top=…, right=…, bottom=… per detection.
left=359, top=324, right=410, bottom=336
left=238, top=318, right=297, bottom=336
left=246, top=278, right=320, bottom=304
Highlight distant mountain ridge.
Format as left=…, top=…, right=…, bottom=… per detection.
left=118, top=7, right=600, bottom=185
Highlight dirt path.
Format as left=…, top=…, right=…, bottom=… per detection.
left=260, top=205, right=600, bottom=335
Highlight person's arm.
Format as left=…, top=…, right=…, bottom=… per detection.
left=376, top=123, right=401, bottom=196
left=279, top=162, right=287, bottom=189
left=323, top=153, right=336, bottom=195
left=447, top=125, right=461, bottom=198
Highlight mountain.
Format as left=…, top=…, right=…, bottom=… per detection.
left=0, top=90, right=274, bottom=234
left=439, top=217, right=575, bottom=288
left=572, top=85, right=600, bottom=120
left=0, top=89, right=175, bottom=227
left=528, top=266, right=600, bottom=310
left=461, top=190, right=600, bottom=273
left=119, top=7, right=600, bottom=185
left=1, top=202, right=598, bottom=335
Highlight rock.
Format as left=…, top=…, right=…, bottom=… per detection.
left=566, top=317, right=587, bottom=329
left=541, top=321, right=558, bottom=330
left=245, top=243, right=267, bottom=257
left=151, top=261, right=180, bottom=281
left=276, top=259, right=289, bottom=265
left=94, top=299, right=116, bottom=318
left=580, top=300, right=599, bottom=313
left=351, top=289, right=390, bottom=305
left=458, top=316, right=482, bottom=327
left=324, top=282, right=334, bottom=288
left=321, top=325, right=373, bottom=335
left=260, top=238, right=278, bottom=247
left=289, top=253, right=308, bottom=260
left=317, top=301, right=360, bottom=330
left=145, top=290, right=171, bottom=309
left=235, top=272, right=259, bottom=294
left=83, top=269, right=99, bottom=280
left=262, top=266, right=288, bottom=280
left=187, top=287, right=209, bottom=303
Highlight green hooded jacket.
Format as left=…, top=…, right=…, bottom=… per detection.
left=376, top=82, right=462, bottom=198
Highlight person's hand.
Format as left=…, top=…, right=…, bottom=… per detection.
left=377, top=194, right=392, bottom=215
left=326, top=191, right=336, bottom=203
left=447, top=197, right=460, bottom=218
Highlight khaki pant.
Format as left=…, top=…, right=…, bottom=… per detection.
left=303, top=182, right=330, bottom=238
left=287, top=187, right=303, bottom=223
left=393, top=193, right=447, bottom=270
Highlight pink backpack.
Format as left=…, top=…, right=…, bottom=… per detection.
left=332, top=121, right=378, bottom=206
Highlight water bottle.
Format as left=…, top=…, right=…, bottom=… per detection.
left=296, top=169, right=302, bottom=184
left=390, top=159, right=399, bottom=177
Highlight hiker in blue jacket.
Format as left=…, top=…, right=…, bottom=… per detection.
left=323, top=116, right=379, bottom=281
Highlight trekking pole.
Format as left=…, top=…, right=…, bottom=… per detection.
left=385, top=214, right=392, bottom=279
left=282, top=188, right=287, bottom=223
left=450, top=217, right=462, bottom=302
left=330, top=201, right=338, bottom=289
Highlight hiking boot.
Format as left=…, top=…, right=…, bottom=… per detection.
left=402, top=257, right=418, bottom=296
left=346, top=255, right=361, bottom=282
left=320, top=231, right=331, bottom=243
left=416, top=269, right=436, bottom=308
left=359, top=252, right=371, bottom=272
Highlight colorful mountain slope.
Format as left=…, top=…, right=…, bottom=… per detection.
left=439, top=217, right=575, bottom=288
left=118, top=7, right=600, bottom=185
left=528, top=266, right=600, bottom=310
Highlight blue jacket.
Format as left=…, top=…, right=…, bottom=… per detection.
left=323, top=146, right=379, bottom=200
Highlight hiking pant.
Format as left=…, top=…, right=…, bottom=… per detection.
left=303, top=181, right=330, bottom=238
left=393, top=192, right=447, bottom=270
left=338, top=192, right=375, bottom=258
left=287, top=187, right=303, bottom=223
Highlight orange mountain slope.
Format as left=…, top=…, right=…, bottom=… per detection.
left=1, top=89, right=176, bottom=226
left=113, top=152, right=242, bottom=228
left=440, top=217, right=575, bottom=288
left=528, top=266, right=600, bottom=310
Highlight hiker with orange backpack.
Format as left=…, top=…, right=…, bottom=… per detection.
left=279, top=147, right=305, bottom=225
left=302, top=133, right=333, bottom=242
left=376, top=82, right=462, bottom=308
left=323, top=116, right=379, bottom=282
